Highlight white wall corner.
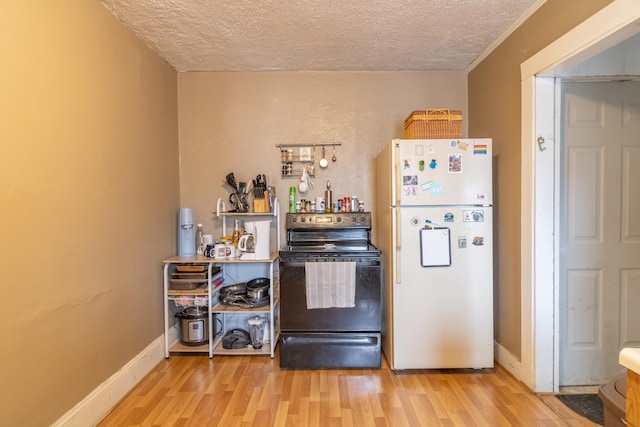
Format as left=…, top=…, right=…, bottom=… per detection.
left=495, top=341, right=523, bottom=382
left=53, top=327, right=178, bottom=427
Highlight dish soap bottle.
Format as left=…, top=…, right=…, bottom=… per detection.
left=325, top=181, right=332, bottom=213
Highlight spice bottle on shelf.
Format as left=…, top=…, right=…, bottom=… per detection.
left=350, top=196, right=359, bottom=213
left=231, top=218, right=242, bottom=247
left=324, top=181, right=333, bottom=213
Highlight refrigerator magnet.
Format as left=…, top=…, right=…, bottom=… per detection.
left=457, top=140, right=469, bottom=151
left=429, top=182, right=444, bottom=196
left=472, top=236, right=485, bottom=246
left=458, top=236, right=467, bottom=248
left=473, top=144, right=488, bottom=155
left=429, top=159, right=437, bottom=169
left=448, top=154, right=462, bottom=173
left=403, top=175, right=418, bottom=196
left=444, top=212, right=454, bottom=222
left=463, top=210, right=484, bottom=222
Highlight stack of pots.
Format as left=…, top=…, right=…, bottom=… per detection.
left=218, top=278, right=270, bottom=309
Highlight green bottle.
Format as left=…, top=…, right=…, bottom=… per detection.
left=289, top=187, right=296, bottom=213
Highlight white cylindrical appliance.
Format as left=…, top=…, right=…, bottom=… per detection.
left=253, top=220, right=271, bottom=259
left=178, top=207, right=195, bottom=256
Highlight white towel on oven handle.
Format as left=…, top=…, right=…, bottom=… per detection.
left=305, top=261, right=356, bottom=309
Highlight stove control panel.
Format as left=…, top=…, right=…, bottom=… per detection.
left=286, top=212, right=371, bottom=229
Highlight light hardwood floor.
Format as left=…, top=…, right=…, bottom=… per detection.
left=98, top=351, right=598, bottom=426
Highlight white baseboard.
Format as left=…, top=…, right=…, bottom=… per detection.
left=495, top=341, right=523, bottom=382
left=53, top=327, right=178, bottom=427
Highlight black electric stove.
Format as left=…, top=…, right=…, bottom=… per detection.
left=278, top=212, right=382, bottom=369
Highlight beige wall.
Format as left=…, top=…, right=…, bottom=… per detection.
left=1, top=0, right=621, bottom=423
left=177, top=71, right=467, bottom=242
left=468, top=0, right=613, bottom=360
left=0, top=2, right=179, bottom=425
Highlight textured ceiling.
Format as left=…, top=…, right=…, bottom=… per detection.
left=100, top=0, right=542, bottom=72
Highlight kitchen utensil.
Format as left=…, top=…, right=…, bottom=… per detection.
left=247, top=316, right=266, bottom=349
left=229, top=190, right=250, bottom=213
left=246, top=278, right=270, bottom=300
left=319, top=147, right=328, bottom=168
left=176, top=264, right=206, bottom=273
left=218, top=282, right=269, bottom=309
left=175, top=306, right=210, bottom=346
left=169, top=278, right=207, bottom=290
left=222, top=328, right=251, bottom=349
left=332, top=145, right=337, bottom=162
left=225, top=173, right=238, bottom=192
left=299, top=167, right=309, bottom=193
left=238, top=234, right=255, bottom=253
left=306, top=163, right=315, bottom=175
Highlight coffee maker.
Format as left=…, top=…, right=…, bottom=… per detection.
left=178, top=207, right=195, bottom=256
left=240, top=220, right=271, bottom=260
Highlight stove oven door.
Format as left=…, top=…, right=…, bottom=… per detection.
left=278, top=255, right=382, bottom=369
left=279, top=256, right=381, bottom=331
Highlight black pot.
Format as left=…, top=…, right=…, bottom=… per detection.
left=246, top=277, right=270, bottom=300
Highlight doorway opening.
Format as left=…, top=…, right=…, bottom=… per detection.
left=520, top=0, right=640, bottom=393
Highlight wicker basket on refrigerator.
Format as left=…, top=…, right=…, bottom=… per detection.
left=404, top=108, right=463, bottom=139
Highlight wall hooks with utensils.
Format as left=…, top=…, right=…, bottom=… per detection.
left=276, top=143, right=342, bottom=177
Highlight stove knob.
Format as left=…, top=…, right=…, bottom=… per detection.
left=336, top=217, right=342, bottom=222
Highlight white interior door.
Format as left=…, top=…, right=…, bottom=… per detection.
left=560, top=80, right=640, bottom=386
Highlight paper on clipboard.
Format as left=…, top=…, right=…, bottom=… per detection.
left=420, top=227, right=451, bottom=267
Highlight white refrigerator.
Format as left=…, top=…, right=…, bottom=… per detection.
left=375, top=138, right=494, bottom=370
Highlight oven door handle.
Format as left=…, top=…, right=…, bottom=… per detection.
left=281, top=259, right=380, bottom=267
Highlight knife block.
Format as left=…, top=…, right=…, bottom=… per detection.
left=253, top=198, right=270, bottom=213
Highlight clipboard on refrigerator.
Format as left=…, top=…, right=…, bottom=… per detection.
left=419, top=227, right=451, bottom=267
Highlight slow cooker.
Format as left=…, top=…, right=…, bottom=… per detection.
left=175, top=306, right=211, bottom=346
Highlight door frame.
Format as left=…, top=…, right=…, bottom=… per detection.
left=520, top=0, right=640, bottom=392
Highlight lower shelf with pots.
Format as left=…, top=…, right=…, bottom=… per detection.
left=162, top=254, right=280, bottom=359
left=209, top=261, right=280, bottom=358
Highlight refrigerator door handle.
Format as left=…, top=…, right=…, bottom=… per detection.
left=393, top=142, right=400, bottom=206
left=394, top=208, right=401, bottom=284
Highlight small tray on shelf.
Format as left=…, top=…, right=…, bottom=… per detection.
left=175, top=265, right=208, bottom=273
left=169, top=279, right=207, bottom=290
left=172, top=266, right=220, bottom=279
